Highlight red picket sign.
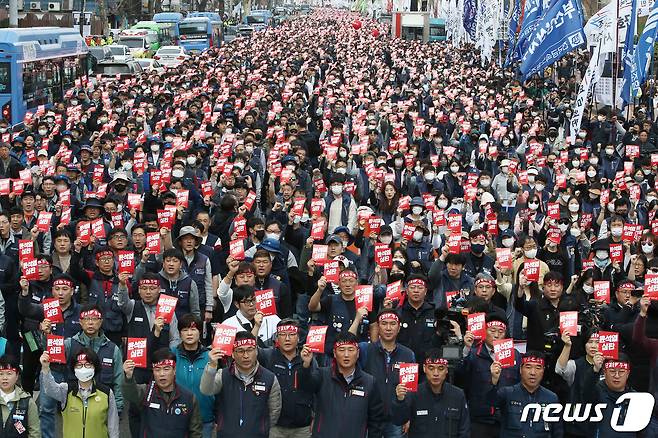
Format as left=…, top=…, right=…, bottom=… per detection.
left=447, top=214, right=462, bottom=234
left=46, top=335, right=66, bottom=364
left=399, top=363, right=419, bottom=392
left=146, top=232, right=161, bottom=254
left=598, top=331, right=619, bottom=360
left=386, top=280, right=403, bottom=302
left=493, top=338, right=515, bottom=368
left=111, top=212, right=124, bottom=228
left=622, top=224, right=636, bottom=242
left=118, top=251, right=135, bottom=274
left=212, top=324, right=238, bottom=356
left=594, top=281, right=611, bottom=304
left=496, top=248, right=513, bottom=270
left=59, top=189, right=71, bottom=208
left=155, top=294, right=178, bottom=324
left=311, top=198, right=324, bottom=217
left=609, top=243, right=623, bottom=264
left=524, top=259, right=541, bottom=282
left=157, top=209, right=175, bottom=230
left=37, top=212, right=53, bottom=233
left=306, top=326, right=328, bottom=354
left=448, top=234, right=461, bottom=254
left=559, top=311, right=578, bottom=336
left=243, top=191, right=257, bottom=211
left=254, top=289, right=277, bottom=316
left=367, top=216, right=382, bottom=237
left=547, top=203, right=560, bottom=220
left=323, top=260, right=340, bottom=283
left=175, top=189, right=190, bottom=208
left=201, top=181, right=213, bottom=198
left=467, top=312, right=486, bottom=339
left=0, top=179, right=10, bottom=196
left=374, top=243, right=393, bottom=268
left=127, top=193, right=143, bottom=211
left=91, top=218, right=106, bottom=238
left=233, top=216, right=248, bottom=239
left=645, top=274, right=658, bottom=300
left=355, top=285, right=373, bottom=311
left=401, top=222, right=415, bottom=241
left=311, top=244, right=328, bottom=266
left=22, top=259, right=39, bottom=281
left=43, top=298, right=64, bottom=323
left=229, top=239, right=245, bottom=261
left=311, top=218, right=326, bottom=241
left=127, top=338, right=148, bottom=368
left=18, top=240, right=34, bottom=263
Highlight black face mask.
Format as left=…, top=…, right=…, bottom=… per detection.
left=389, top=272, right=405, bottom=283
left=114, top=184, right=127, bottom=192
left=255, top=230, right=265, bottom=241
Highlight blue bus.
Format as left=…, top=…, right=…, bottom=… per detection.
left=177, top=17, right=222, bottom=53
left=187, top=12, right=222, bottom=23
left=0, top=27, right=88, bottom=126
left=153, top=12, right=185, bottom=42
left=429, top=18, right=447, bottom=42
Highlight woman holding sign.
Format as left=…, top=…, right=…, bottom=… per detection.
left=40, top=347, right=120, bottom=438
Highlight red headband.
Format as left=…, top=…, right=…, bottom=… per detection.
left=234, top=338, right=257, bottom=349
left=95, top=250, right=114, bottom=260
left=37, top=259, right=50, bottom=267
left=0, top=365, right=17, bottom=373
left=378, top=312, right=399, bottom=323
left=522, top=357, right=545, bottom=367
left=76, top=353, right=89, bottom=364
left=486, top=321, right=507, bottom=330
left=425, top=358, right=448, bottom=366
left=80, top=309, right=102, bottom=319
left=475, top=278, right=495, bottom=287
left=407, top=278, right=426, bottom=287
left=339, top=270, right=357, bottom=280
left=333, top=340, right=358, bottom=350
left=604, top=361, right=630, bottom=371
left=153, top=359, right=176, bottom=368
left=276, top=324, right=299, bottom=334
left=139, top=278, right=160, bottom=287
left=53, top=278, right=74, bottom=288
left=617, top=281, right=635, bottom=290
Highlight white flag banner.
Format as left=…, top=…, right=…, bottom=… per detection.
left=475, top=0, right=500, bottom=66
left=570, top=45, right=603, bottom=144
left=585, top=0, right=634, bottom=52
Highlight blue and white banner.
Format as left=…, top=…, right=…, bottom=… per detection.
left=623, top=0, right=658, bottom=101
left=504, top=0, right=523, bottom=66
left=463, top=0, right=478, bottom=40
left=519, top=0, right=586, bottom=81
left=620, top=0, right=638, bottom=106
left=515, top=0, right=548, bottom=56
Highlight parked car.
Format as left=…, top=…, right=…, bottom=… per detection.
left=88, top=46, right=113, bottom=62
left=94, top=60, right=143, bottom=79
left=153, top=46, right=189, bottom=67
left=136, top=58, right=165, bottom=73
left=105, top=44, right=133, bottom=62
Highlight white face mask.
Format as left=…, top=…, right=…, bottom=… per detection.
left=395, top=159, right=404, bottom=167
left=561, top=194, right=570, bottom=202
left=502, top=139, right=511, bottom=146
left=412, top=230, right=424, bottom=241
left=38, top=129, right=48, bottom=136
left=528, top=202, right=539, bottom=211
left=524, top=249, right=537, bottom=259
left=335, top=167, right=347, bottom=175
left=437, top=199, right=448, bottom=209
left=234, top=162, right=245, bottom=171
left=502, top=237, right=514, bottom=248
left=380, top=235, right=393, bottom=245
left=499, top=223, right=510, bottom=231
left=648, top=196, right=657, bottom=204
left=150, top=144, right=160, bottom=153
left=187, top=156, right=197, bottom=166
left=172, top=169, right=184, bottom=179
left=535, top=184, right=545, bottom=192
left=643, top=243, right=655, bottom=254
left=582, top=284, right=593, bottom=294
left=266, top=233, right=280, bottom=241
left=587, top=170, right=597, bottom=178
left=122, top=162, right=132, bottom=171
left=424, top=172, right=436, bottom=181
left=75, top=367, right=95, bottom=383
left=480, top=179, right=491, bottom=188
left=568, top=204, right=579, bottom=213
left=412, top=206, right=423, bottom=215
left=245, top=145, right=254, bottom=154
left=570, top=228, right=581, bottom=238
left=605, top=148, right=614, bottom=156
left=558, top=223, right=569, bottom=232
left=165, top=136, right=174, bottom=143
left=611, top=227, right=623, bottom=238
left=450, top=165, right=459, bottom=173
left=590, top=157, right=599, bottom=165
left=331, top=185, right=343, bottom=196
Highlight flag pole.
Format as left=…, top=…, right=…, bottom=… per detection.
left=613, top=0, right=621, bottom=114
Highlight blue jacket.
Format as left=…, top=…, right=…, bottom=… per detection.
left=175, top=345, right=215, bottom=423
left=488, top=382, right=563, bottom=437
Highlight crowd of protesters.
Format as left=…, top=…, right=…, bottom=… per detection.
left=0, top=6, right=656, bottom=438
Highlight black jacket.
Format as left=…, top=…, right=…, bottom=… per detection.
left=299, top=361, right=385, bottom=438
left=583, top=373, right=638, bottom=438
left=391, top=381, right=470, bottom=438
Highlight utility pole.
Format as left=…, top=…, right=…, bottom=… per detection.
left=8, top=0, right=18, bottom=27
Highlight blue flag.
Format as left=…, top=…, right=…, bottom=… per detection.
left=621, top=0, right=639, bottom=106
left=463, top=0, right=478, bottom=40
left=623, top=0, right=658, bottom=103
left=519, top=0, right=586, bottom=81
left=504, top=0, right=523, bottom=66
left=515, top=0, right=549, bottom=57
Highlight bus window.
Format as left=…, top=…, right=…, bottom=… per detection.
left=62, top=57, right=81, bottom=89
left=179, top=22, right=209, bottom=37
left=23, top=60, right=63, bottom=109
left=0, top=64, right=10, bottom=93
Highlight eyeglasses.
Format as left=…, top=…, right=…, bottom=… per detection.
left=74, top=363, right=94, bottom=369
left=239, top=298, right=256, bottom=306
left=81, top=317, right=101, bottom=322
